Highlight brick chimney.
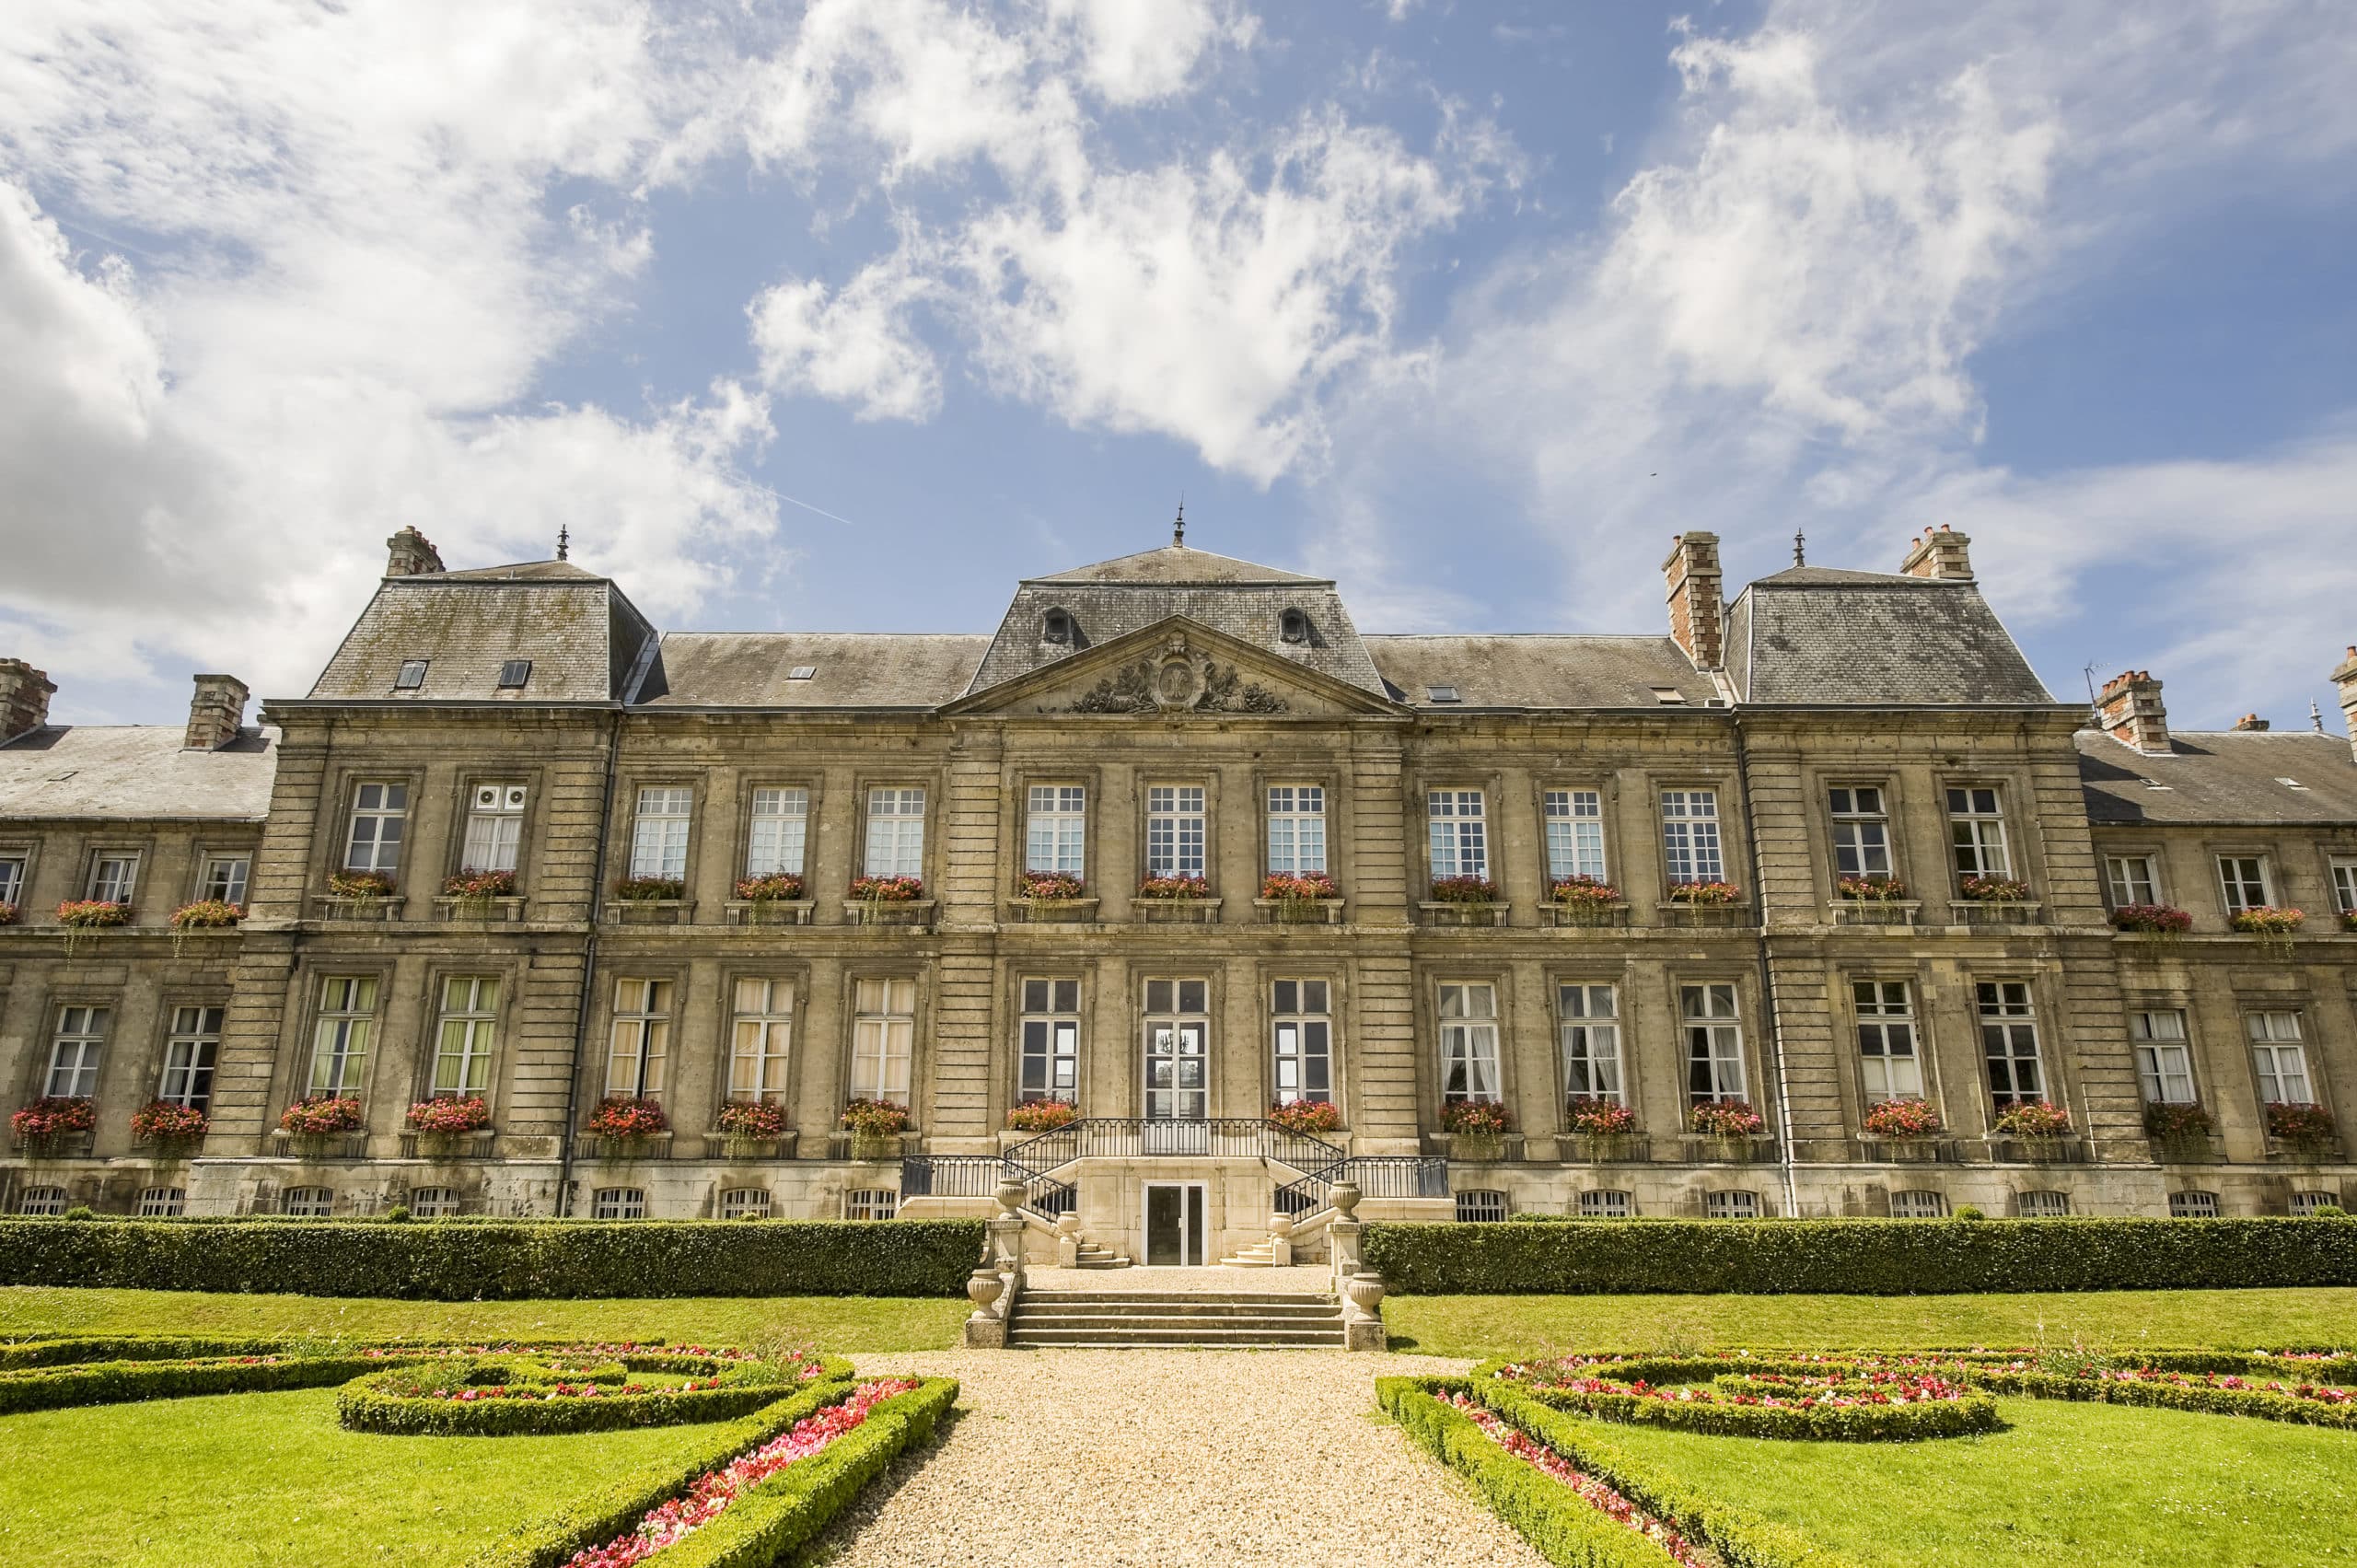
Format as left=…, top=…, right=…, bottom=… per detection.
left=2096, top=669, right=2170, bottom=755
left=2332, top=646, right=2357, bottom=763
left=386, top=526, right=445, bottom=577
left=1663, top=532, right=1724, bottom=670
left=2231, top=714, right=2270, bottom=732
left=0, top=658, right=57, bottom=741
left=1899, top=526, right=1974, bottom=580
left=184, top=673, right=250, bottom=750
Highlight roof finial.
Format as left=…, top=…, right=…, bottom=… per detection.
left=556, top=524, right=570, bottom=562
left=1173, top=498, right=1185, bottom=548
left=2313, top=699, right=2327, bottom=734
left=1792, top=528, right=1805, bottom=568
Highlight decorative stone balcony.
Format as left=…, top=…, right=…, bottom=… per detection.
left=1003, top=897, right=1101, bottom=925
left=1984, top=1134, right=2088, bottom=1164
left=1853, top=1136, right=1958, bottom=1163
left=698, top=1130, right=801, bottom=1162
left=1418, top=900, right=1509, bottom=929
left=1562, top=1132, right=1651, bottom=1164
left=723, top=899, right=815, bottom=927
left=1953, top=900, right=2041, bottom=928
left=603, top=898, right=694, bottom=926
left=1134, top=897, right=1222, bottom=926
left=1541, top=901, right=1631, bottom=930
left=1252, top=897, right=1345, bottom=926
left=428, top=895, right=527, bottom=923
left=1828, top=899, right=1921, bottom=927
left=313, top=894, right=406, bottom=923
left=1680, top=1132, right=1779, bottom=1163
left=842, top=899, right=937, bottom=931
left=1656, top=901, right=1754, bottom=931
left=569, top=1131, right=676, bottom=1163
left=269, top=1131, right=370, bottom=1161
left=398, top=1131, right=499, bottom=1160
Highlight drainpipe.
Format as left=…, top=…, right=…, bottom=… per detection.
left=1732, top=718, right=1802, bottom=1217
left=554, top=707, right=623, bottom=1217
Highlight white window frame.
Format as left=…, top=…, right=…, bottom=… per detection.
left=158, top=1004, right=223, bottom=1111
left=1661, top=790, right=1725, bottom=886
left=344, top=781, right=408, bottom=874
left=1438, top=981, right=1502, bottom=1104
left=844, top=1188, right=899, bottom=1220
left=17, top=1186, right=68, bottom=1216
left=2018, top=1190, right=2072, bottom=1218
left=863, top=787, right=926, bottom=878
left=2217, top=854, right=2272, bottom=916
left=606, top=978, right=671, bottom=1098
left=1977, top=981, right=2045, bottom=1108
left=1705, top=1191, right=1760, bottom=1219
left=1577, top=1190, right=1633, bottom=1218
left=1853, top=981, right=1923, bottom=1101
left=200, top=854, right=250, bottom=905
left=430, top=975, right=499, bottom=1097
left=1146, top=784, right=1207, bottom=879
left=87, top=852, right=138, bottom=904
left=2291, top=1191, right=2340, bottom=1217
left=851, top=977, right=916, bottom=1106
left=1427, top=790, right=1488, bottom=881
left=719, top=1187, right=772, bottom=1220
left=745, top=787, right=810, bottom=877
left=47, top=1005, right=108, bottom=1098
left=1681, top=983, right=1746, bottom=1102
left=2131, top=1010, right=2196, bottom=1104
left=0, top=851, right=24, bottom=908
left=1945, top=786, right=2011, bottom=879
left=1271, top=979, right=1332, bottom=1107
left=2169, top=1191, right=2221, bottom=1218
left=1018, top=977, right=1082, bottom=1105
left=136, top=1186, right=186, bottom=1217
left=1828, top=786, right=1893, bottom=879
left=1559, top=984, right=1622, bottom=1104
left=1025, top=784, right=1087, bottom=876
left=1543, top=789, right=1607, bottom=881
left=591, top=1187, right=645, bottom=1220
left=281, top=1186, right=335, bottom=1217
left=728, top=977, right=794, bottom=1103
left=1456, top=1191, right=1510, bottom=1223
left=2333, top=857, right=2357, bottom=916
left=2247, top=1011, right=2314, bottom=1104
left=1890, top=1190, right=1948, bottom=1218
left=1267, top=785, right=1328, bottom=876
left=2106, top=854, right=2160, bottom=909
left=460, top=784, right=528, bottom=873
left=1143, top=977, right=1211, bottom=1121
left=408, top=1186, right=460, bottom=1218
left=629, top=787, right=693, bottom=880
left=309, top=977, right=376, bottom=1096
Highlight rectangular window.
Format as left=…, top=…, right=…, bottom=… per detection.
left=281, top=1186, right=335, bottom=1217
left=1945, top=787, right=2011, bottom=878
left=1559, top=984, right=1622, bottom=1103
left=1267, top=785, right=1328, bottom=876
left=718, top=1187, right=772, bottom=1220
left=745, top=788, right=810, bottom=877
left=851, top=978, right=917, bottom=1105
left=1019, top=978, right=1082, bottom=1104
left=1661, top=790, right=1724, bottom=885
left=606, top=978, right=671, bottom=1098
left=2217, top=855, right=2271, bottom=916
left=460, top=784, right=528, bottom=873
left=17, top=1186, right=68, bottom=1217
left=629, top=787, right=692, bottom=879
left=1854, top=981, right=1923, bottom=1101
left=0, top=853, right=24, bottom=908
left=1828, top=786, right=1893, bottom=879
left=1427, top=791, right=1487, bottom=880
left=1455, top=1191, right=1509, bottom=1223
left=408, top=1186, right=460, bottom=1218
left=2292, top=1191, right=2340, bottom=1217
left=136, top=1186, right=186, bottom=1217
left=1705, top=1191, right=1760, bottom=1220
left=1143, top=978, right=1210, bottom=1121
left=728, top=977, right=794, bottom=1102
left=1682, top=983, right=1746, bottom=1101
left=345, top=782, right=408, bottom=873
left=1977, top=981, right=2044, bottom=1107
left=431, top=976, right=499, bottom=1097
left=863, top=787, right=926, bottom=877
left=47, top=1005, right=108, bottom=1098
left=2131, top=1011, right=2196, bottom=1104
left=1438, top=981, right=1502, bottom=1104
left=1146, top=785, right=1206, bottom=878
left=844, top=1188, right=899, bottom=1220
left=2333, top=858, right=2357, bottom=915
left=2018, top=1190, right=2072, bottom=1218
left=1271, top=980, right=1332, bottom=1106
left=2247, top=1012, right=2314, bottom=1104
left=1577, top=1190, right=1633, bottom=1218
left=87, top=853, right=138, bottom=904
left=1890, top=1190, right=1948, bottom=1218
left=2169, top=1191, right=2221, bottom=1218
left=591, top=1187, right=645, bottom=1220
left=158, top=1005, right=224, bottom=1111
left=2106, top=854, right=2159, bottom=908
left=308, top=978, right=376, bottom=1095
left=200, top=854, right=250, bottom=905
left=1026, top=784, right=1086, bottom=875
left=1543, top=789, right=1608, bottom=881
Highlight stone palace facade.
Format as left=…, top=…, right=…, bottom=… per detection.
left=5, top=520, right=2356, bottom=1264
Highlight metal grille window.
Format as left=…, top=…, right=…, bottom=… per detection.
left=1828, top=786, right=1893, bottom=879
left=87, top=854, right=138, bottom=903
left=45, top=1005, right=107, bottom=1098
left=1578, top=1190, right=1633, bottom=1218
left=2247, top=1012, right=2314, bottom=1104
left=1019, top=978, right=1082, bottom=1104
left=1456, top=1191, right=1510, bottom=1223
left=1661, top=790, right=1724, bottom=885
left=746, top=788, right=809, bottom=876
left=1147, top=785, right=1206, bottom=878
left=1559, top=984, right=1622, bottom=1104
left=2335, top=859, right=2357, bottom=915
left=851, top=978, right=916, bottom=1105
left=1271, top=980, right=1332, bottom=1106
left=1026, top=785, right=1086, bottom=875
left=136, top=1186, right=186, bottom=1217
left=345, top=782, right=408, bottom=873
left=1978, top=981, right=2044, bottom=1107
left=1705, top=1191, right=1760, bottom=1219
left=310, top=977, right=376, bottom=1095
left=1543, top=789, right=1607, bottom=880
left=408, top=1187, right=459, bottom=1218
left=2217, top=855, right=2271, bottom=916
left=2169, top=1191, right=2221, bottom=1218
left=1267, top=785, right=1328, bottom=875
left=719, top=1187, right=772, bottom=1220
left=1890, top=1190, right=1949, bottom=1219
left=201, top=855, right=250, bottom=905
left=629, top=787, right=692, bottom=879
left=729, top=978, right=794, bottom=1103
left=0, top=853, right=23, bottom=908
left=2292, top=1191, right=2340, bottom=1216
left=1438, top=982, right=1502, bottom=1104
left=2131, top=1011, right=2196, bottom=1104
left=1682, top=983, right=1746, bottom=1102
left=158, top=1005, right=223, bottom=1111
left=1427, top=791, right=1487, bottom=880
left=282, top=1186, right=335, bottom=1217
left=461, top=784, right=528, bottom=873
left=431, top=976, right=499, bottom=1097
left=844, top=1188, right=899, bottom=1220
left=1143, top=978, right=1210, bottom=1121
left=2106, top=855, right=2159, bottom=908
left=1854, top=981, right=1923, bottom=1101
left=606, top=978, right=671, bottom=1098
left=1945, top=787, right=2011, bottom=878
left=591, top=1187, right=645, bottom=1220
left=17, top=1186, right=67, bottom=1216
left=864, top=788, right=926, bottom=877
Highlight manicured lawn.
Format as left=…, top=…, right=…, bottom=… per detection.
left=0, top=1286, right=967, bottom=1351
left=1585, top=1396, right=2357, bottom=1566
left=0, top=1386, right=735, bottom=1567
left=1384, top=1287, right=2357, bottom=1359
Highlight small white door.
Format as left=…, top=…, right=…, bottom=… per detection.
left=1143, top=1181, right=1207, bottom=1266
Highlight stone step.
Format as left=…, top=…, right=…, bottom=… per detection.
left=1008, top=1326, right=1347, bottom=1348
left=1004, top=1340, right=1347, bottom=1351
left=1013, top=1313, right=1341, bottom=1332
left=1020, top=1295, right=1337, bottom=1312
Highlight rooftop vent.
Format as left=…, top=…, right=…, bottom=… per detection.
left=1279, top=607, right=1309, bottom=645
left=787, top=666, right=818, bottom=681
left=1650, top=686, right=1688, bottom=704
left=1425, top=684, right=1460, bottom=703
left=496, top=659, right=531, bottom=689
left=2276, top=777, right=2309, bottom=790
left=394, top=659, right=428, bottom=691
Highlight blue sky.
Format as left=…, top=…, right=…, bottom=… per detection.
left=5, top=1, right=2355, bottom=732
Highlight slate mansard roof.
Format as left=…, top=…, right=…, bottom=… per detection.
left=1725, top=566, right=2054, bottom=706
left=308, top=561, right=659, bottom=703
left=0, top=725, right=278, bottom=822
left=2077, top=730, right=2357, bottom=826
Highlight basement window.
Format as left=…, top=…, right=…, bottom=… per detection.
left=1704, top=1191, right=1760, bottom=1220
left=496, top=659, right=532, bottom=689
left=1577, top=1190, right=1633, bottom=1219
left=394, top=659, right=429, bottom=691
left=787, top=666, right=818, bottom=681
left=844, top=1188, right=899, bottom=1220
left=719, top=1187, right=772, bottom=1220
left=1426, top=684, right=1460, bottom=703
left=1455, top=1191, right=1509, bottom=1224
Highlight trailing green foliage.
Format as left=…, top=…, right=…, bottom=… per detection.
left=0, top=1218, right=984, bottom=1299
left=338, top=1353, right=853, bottom=1436
left=0, top=1352, right=412, bottom=1416
left=1365, top=1217, right=2357, bottom=1295
left=1971, top=1368, right=2357, bottom=1429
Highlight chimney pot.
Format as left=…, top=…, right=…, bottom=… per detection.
left=2232, top=713, right=2270, bottom=732
left=184, top=673, right=250, bottom=750
left=0, top=658, right=57, bottom=741
left=2096, top=668, right=2170, bottom=755
left=1899, top=526, right=1974, bottom=580
left=1662, top=532, right=1724, bottom=670
left=386, top=526, right=445, bottom=578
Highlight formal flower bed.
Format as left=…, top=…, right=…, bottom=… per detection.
left=1260, top=871, right=1336, bottom=900
left=1136, top=875, right=1211, bottom=900
left=442, top=868, right=517, bottom=900
left=1688, top=1098, right=1764, bottom=1138
left=733, top=873, right=805, bottom=901
left=2232, top=905, right=2305, bottom=936
left=1441, top=1390, right=1710, bottom=1566
left=1268, top=1098, right=1341, bottom=1133
left=1491, top=1360, right=1999, bottom=1440
left=1016, top=869, right=1085, bottom=900
left=1666, top=879, right=1739, bottom=905
left=1957, top=875, right=2031, bottom=902
left=847, top=874, right=924, bottom=901
left=168, top=898, right=243, bottom=930
left=1992, top=1099, right=2073, bottom=1139
left=130, top=1100, right=209, bottom=1146
left=405, top=1096, right=492, bottom=1136
left=615, top=875, right=686, bottom=900
left=1442, top=1100, right=1514, bottom=1136
left=1005, top=1100, right=1078, bottom=1132
left=1969, top=1362, right=2357, bottom=1428
left=1568, top=1097, right=1639, bottom=1137
left=1549, top=874, right=1621, bottom=905
left=2143, top=1100, right=2216, bottom=1139
left=840, top=1098, right=911, bottom=1138
left=713, top=1099, right=789, bottom=1141
left=1428, top=874, right=1500, bottom=903
left=56, top=899, right=133, bottom=927
left=2268, top=1101, right=2338, bottom=1145
left=326, top=870, right=397, bottom=900
left=1862, top=1098, right=1941, bottom=1140
left=278, top=1094, right=365, bottom=1136
left=585, top=1096, right=668, bottom=1142
left=1835, top=876, right=1908, bottom=901
left=2113, top=903, right=2192, bottom=934
left=12, top=1096, right=96, bottom=1144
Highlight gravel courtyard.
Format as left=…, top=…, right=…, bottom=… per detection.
left=819, top=1349, right=1551, bottom=1568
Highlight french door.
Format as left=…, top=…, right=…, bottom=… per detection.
left=1144, top=1182, right=1208, bottom=1267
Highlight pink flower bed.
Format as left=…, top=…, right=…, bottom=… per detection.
left=1441, top=1392, right=1708, bottom=1567
left=1516, top=1367, right=1972, bottom=1411
left=564, top=1378, right=919, bottom=1568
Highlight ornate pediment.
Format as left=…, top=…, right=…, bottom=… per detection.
left=1067, top=638, right=1290, bottom=714
left=945, top=617, right=1402, bottom=718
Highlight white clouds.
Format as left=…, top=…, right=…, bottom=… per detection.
left=750, top=266, right=943, bottom=423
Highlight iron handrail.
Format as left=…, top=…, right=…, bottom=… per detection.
left=998, top=1116, right=1351, bottom=1179
left=899, top=1154, right=1076, bottom=1218
left=1272, top=1156, right=1450, bottom=1218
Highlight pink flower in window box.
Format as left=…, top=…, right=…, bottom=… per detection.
left=405, top=1096, right=492, bottom=1135
left=1991, top=1099, right=2073, bottom=1139
left=1862, top=1098, right=1942, bottom=1140
left=847, top=875, right=923, bottom=901
left=713, top=1099, right=789, bottom=1141
left=1568, top=1098, right=1639, bottom=1136
left=279, top=1094, right=365, bottom=1136
left=584, top=1096, right=668, bottom=1141
left=1688, top=1098, right=1765, bottom=1137
left=1268, top=1099, right=1341, bottom=1133
left=1006, top=1100, right=1080, bottom=1132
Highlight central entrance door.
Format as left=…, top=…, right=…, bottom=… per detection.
left=1142, top=978, right=1209, bottom=1155
left=1143, top=1182, right=1208, bottom=1267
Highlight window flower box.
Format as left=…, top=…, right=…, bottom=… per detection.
left=1958, top=875, right=2031, bottom=902
left=1259, top=873, right=1342, bottom=925
left=1992, top=1099, right=2072, bottom=1140
left=1268, top=1098, right=1341, bottom=1134
left=279, top=1093, right=366, bottom=1137
left=2142, top=1101, right=2215, bottom=1141
left=849, top=874, right=925, bottom=901
left=1688, top=1098, right=1765, bottom=1139
left=1988, top=1135, right=2086, bottom=1164
left=0, top=901, right=17, bottom=926
left=1657, top=900, right=1754, bottom=930
left=2114, top=904, right=2192, bottom=936
left=327, top=870, right=398, bottom=900
left=130, top=1099, right=209, bottom=1153
left=1420, top=899, right=1508, bottom=928
left=2341, top=910, right=2357, bottom=934
left=400, top=1131, right=497, bottom=1161
left=1008, top=871, right=1097, bottom=923
left=435, top=869, right=522, bottom=923
left=1836, top=876, right=1909, bottom=903
left=1006, top=1100, right=1080, bottom=1133
left=1441, top=1100, right=1512, bottom=1161
left=12, top=1096, right=96, bottom=1156
left=1856, top=1136, right=1956, bottom=1164
left=1566, top=1098, right=1641, bottom=1161
left=583, top=1095, right=668, bottom=1159
left=1681, top=1133, right=1777, bottom=1164
left=842, top=1097, right=911, bottom=1159
left=714, top=1098, right=791, bottom=1158
left=1546, top=877, right=1628, bottom=928
left=168, top=899, right=244, bottom=931
left=2234, top=907, right=2305, bottom=957
left=571, top=1130, right=673, bottom=1163
left=605, top=898, right=694, bottom=925
left=2267, top=1101, right=2338, bottom=1151
left=843, top=897, right=936, bottom=929
left=1829, top=898, right=1920, bottom=927
left=57, top=899, right=133, bottom=928
left=1953, top=899, right=2040, bottom=928
left=728, top=873, right=812, bottom=926
left=1135, top=877, right=1220, bottom=925
left=1862, top=1097, right=1942, bottom=1141
left=316, top=893, right=405, bottom=922
left=405, top=1096, right=491, bottom=1155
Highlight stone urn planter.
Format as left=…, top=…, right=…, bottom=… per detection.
left=967, top=1268, right=1004, bottom=1312
left=1343, top=1272, right=1387, bottom=1316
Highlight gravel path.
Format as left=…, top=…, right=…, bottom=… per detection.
left=814, top=1350, right=1551, bottom=1568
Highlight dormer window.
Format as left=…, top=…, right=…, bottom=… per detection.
left=1042, top=609, right=1074, bottom=645
left=394, top=659, right=428, bottom=691
left=1279, top=607, right=1309, bottom=644
left=1426, top=684, right=1460, bottom=703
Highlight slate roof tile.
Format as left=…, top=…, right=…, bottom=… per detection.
left=0, top=726, right=278, bottom=821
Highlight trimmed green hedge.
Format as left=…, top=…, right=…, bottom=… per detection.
left=1972, top=1368, right=2357, bottom=1429
left=1364, top=1217, right=2357, bottom=1295
left=0, top=1218, right=984, bottom=1299
left=1507, top=1376, right=1997, bottom=1442
left=0, top=1353, right=414, bottom=1416
left=0, top=1334, right=294, bottom=1371
left=338, top=1353, right=856, bottom=1436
